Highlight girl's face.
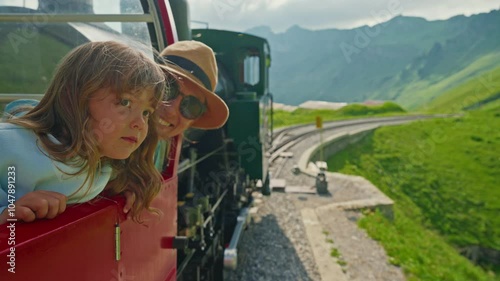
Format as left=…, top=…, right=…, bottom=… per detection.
left=88, top=88, right=155, bottom=159
left=156, top=79, right=206, bottom=139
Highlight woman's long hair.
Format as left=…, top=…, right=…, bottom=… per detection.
left=8, top=41, right=166, bottom=221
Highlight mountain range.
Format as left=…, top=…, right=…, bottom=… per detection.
left=245, top=10, right=500, bottom=110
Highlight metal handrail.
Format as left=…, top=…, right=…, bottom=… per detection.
left=0, top=94, right=44, bottom=102
left=0, top=13, right=154, bottom=22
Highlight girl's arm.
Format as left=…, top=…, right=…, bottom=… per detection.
left=0, top=190, right=67, bottom=225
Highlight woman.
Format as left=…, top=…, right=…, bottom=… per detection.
left=156, top=40, right=229, bottom=139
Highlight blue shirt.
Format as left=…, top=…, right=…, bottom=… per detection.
left=0, top=123, right=112, bottom=214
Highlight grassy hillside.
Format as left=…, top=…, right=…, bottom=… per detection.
left=422, top=66, right=500, bottom=113
left=391, top=52, right=500, bottom=109
left=0, top=25, right=73, bottom=94
left=273, top=102, right=405, bottom=128
left=327, top=95, right=500, bottom=279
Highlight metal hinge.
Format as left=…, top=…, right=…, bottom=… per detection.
left=115, top=223, right=121, bottom=261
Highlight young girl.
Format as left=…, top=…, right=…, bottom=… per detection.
left=0, top=41, right=166, bottom=224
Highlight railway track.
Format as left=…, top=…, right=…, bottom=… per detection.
left=270, top=114, right=442, bottom=163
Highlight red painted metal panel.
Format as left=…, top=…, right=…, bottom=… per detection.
left=118, top=177, right=178, bottom=281
left=0, top=199, right=121, bottom=280
left=0, top=189, right=179, bottom=280
left=113, top=137, right=183, bottom=281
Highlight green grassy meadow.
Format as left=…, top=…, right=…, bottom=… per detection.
left=328, top=110, right=499, bottom=280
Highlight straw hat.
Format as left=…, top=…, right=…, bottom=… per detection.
left=159, top=40, right=229, bottom=129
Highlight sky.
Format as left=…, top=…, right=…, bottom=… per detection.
left=187, top=0, right=500, bottom=33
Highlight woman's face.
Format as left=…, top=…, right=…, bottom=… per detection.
left=88, top=88, right=155, bottom=159
left=156, top=79, right=206, bottom=139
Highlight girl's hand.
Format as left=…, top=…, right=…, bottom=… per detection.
left=0, top=191, right=67, bottom=224
left=122, top=191, right=136, bottom=217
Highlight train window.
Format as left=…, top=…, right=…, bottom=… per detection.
left=214, top=62, right=234, bottom=99
left=243, top=55, right=260, bottom=86
left=0, top=0, right=156, bottom=97
left=3, top=0, right=144, bottom=14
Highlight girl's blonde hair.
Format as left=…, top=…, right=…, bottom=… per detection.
left=8, top=41, right=166, bottom=221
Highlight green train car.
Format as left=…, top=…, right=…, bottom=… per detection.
left=174, top=29, right=274, bottom=279
left=193, top=28, right=273, bottom=192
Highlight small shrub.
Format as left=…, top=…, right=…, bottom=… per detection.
left=337, top=259, right=348, bottom=267
left=471, top=135, right=484, bottom=142
left=330, top=248, right=340, bottom=258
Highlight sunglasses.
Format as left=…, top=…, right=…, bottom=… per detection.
left=163, top=82, right=207, bottom=120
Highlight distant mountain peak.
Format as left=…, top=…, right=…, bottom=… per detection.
left=384, top=15, right=428, bottom=25
left=287, top=24, right=306, bottom=30
left=285, top=24, right=309, bottom=33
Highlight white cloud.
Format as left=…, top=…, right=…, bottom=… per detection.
left=241, top=2, right=262, bottom=13
left=267, top=0, right=289, bottom=10
left=188, top=0, right=500, bottom=32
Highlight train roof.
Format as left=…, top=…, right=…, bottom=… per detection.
left=192, top=28, right=270, bottom=49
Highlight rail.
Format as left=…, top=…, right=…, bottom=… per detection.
left=270, top=115, right=440, bottom=163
